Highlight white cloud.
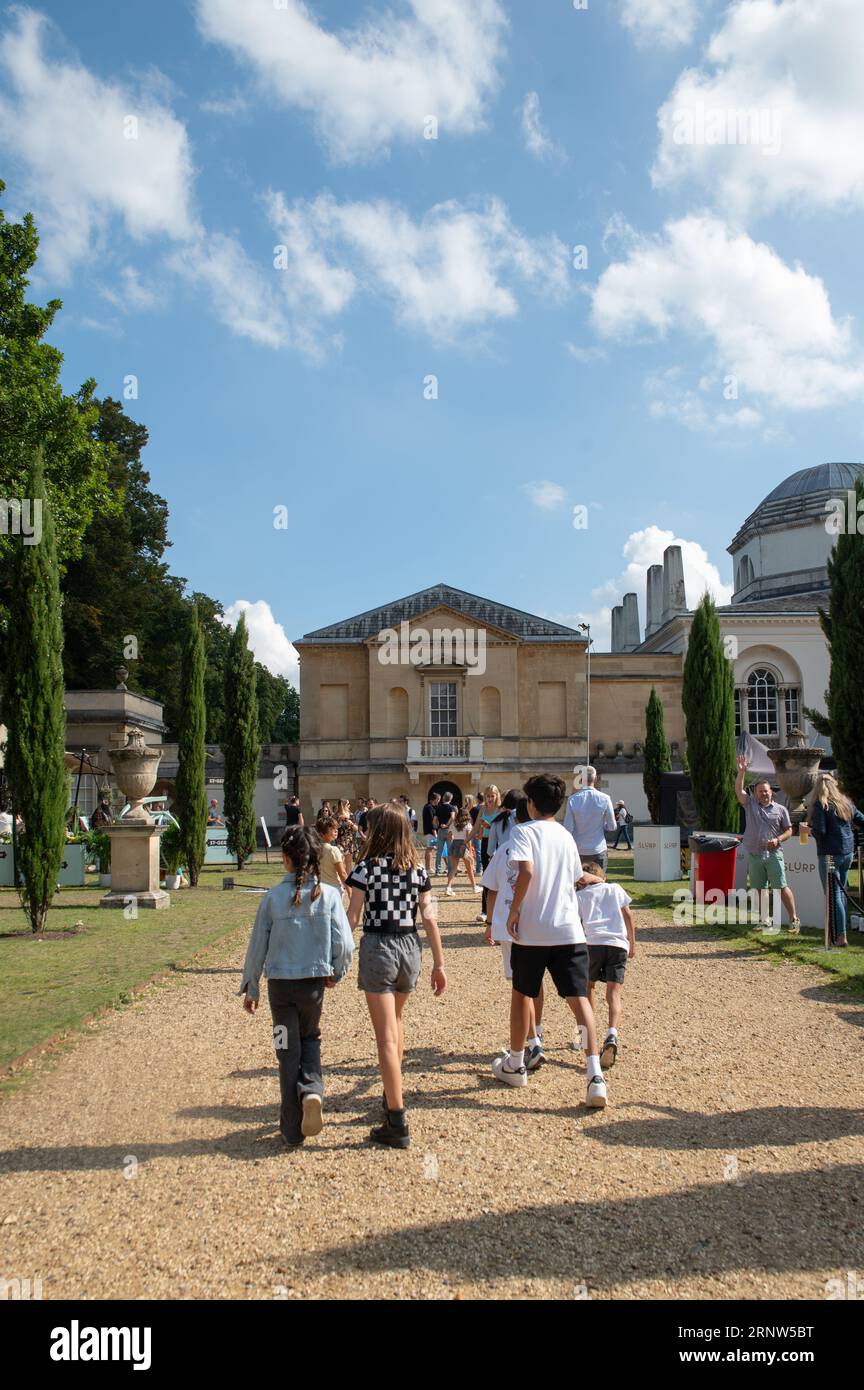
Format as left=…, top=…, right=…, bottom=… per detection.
left=222, top=600, right=299, bottom=685
left=199, top=92, right=248, bottom=116
left=645, top=369, right=763, bottom=433
left=195, top=0, right=507, bottom=162
left=578, top=525, right=733, bottom=649
left=99, top=266, right=159, bottom=313
left=564, top=342, right=607, bottom=364
left=591, top=214, right=864, bottom=412
left=266, top=191, right=570, bottom=343
left=522, top=481, right=567, bottom=511
left=653, top=0, right=864, bottom=215
left=168, top=234, right=293, bottom=351
left=520, top=92, right=564, bottom=163
left=620, top=0, right=699, bottom=49
left=0, top=9, right=198, bottom=278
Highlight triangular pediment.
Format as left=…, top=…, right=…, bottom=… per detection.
left=297, top=584, right=585, bottom=645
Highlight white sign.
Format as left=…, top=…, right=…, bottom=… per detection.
left=260, top=817, right=271, bottom=848
left=633, top=825, right=681, bottom=881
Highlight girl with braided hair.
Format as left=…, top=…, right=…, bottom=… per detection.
left=241, top=825, right=354, bottom=1147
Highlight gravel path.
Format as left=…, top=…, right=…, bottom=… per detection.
left=1, top=882, right=862, bottom=1300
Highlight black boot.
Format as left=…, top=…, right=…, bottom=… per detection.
left=370, top=1107, right=410, bottom=1149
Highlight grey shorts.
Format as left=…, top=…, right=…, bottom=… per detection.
left=358, top=932, right=422, bottom=994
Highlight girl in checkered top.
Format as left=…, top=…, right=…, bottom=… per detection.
left=346, top=802, right=446, bottom=1149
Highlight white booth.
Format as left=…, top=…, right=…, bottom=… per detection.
left=633, top=824, right=681, bottom=881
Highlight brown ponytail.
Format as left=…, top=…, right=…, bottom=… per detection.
left=281, top=826, right=323, bottom=904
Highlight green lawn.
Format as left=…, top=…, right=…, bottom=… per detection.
left=0, top=860, right=286, bottom=1088
left=607, top=851, right=864, bottom=997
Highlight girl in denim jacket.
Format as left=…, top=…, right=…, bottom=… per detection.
left=241, top=826, right=354, bottom=1147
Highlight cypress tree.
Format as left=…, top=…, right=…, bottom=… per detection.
left=805, top=476, right=864, bottom=803
left=2, top=451, right=68, bottom=931
left=643, top=686, right=671, bottom=823
left=175, top=603, right=207, bottom=886
left=222, top=613, right=259, bottom=869
left=682, top=593, right=738, bottom=832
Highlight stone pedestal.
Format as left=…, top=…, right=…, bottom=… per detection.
left=100, top=823, right=170, bottom=910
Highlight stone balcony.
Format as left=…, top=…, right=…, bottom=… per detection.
left=406, top=736, right=484, bottom=762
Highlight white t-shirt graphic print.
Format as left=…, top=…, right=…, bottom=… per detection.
left=506, top=821, right=585, bottom=947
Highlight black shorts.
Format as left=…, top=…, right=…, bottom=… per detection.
left=588, top=944, right=628, bottom=984
left=510, top=943, right=589, bottom=1000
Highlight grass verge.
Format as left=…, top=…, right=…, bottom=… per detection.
left=0, top=860, right=285, bottom=1089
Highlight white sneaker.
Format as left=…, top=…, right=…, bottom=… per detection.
left=492, top=1055, right=527, bottom=1087
left=300, top=1093, right=323, bottom=1137
left=788, top=917, right=801, bottom=935
left=445, top=886, right=454, bottom=896
left=474, top=885, right=483, bottom=894
left=586, top=1074, right=607, bottom=1109
left=475, top=912, right=486, bottom=923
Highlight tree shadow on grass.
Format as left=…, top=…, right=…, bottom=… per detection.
left=292, top=1163, right=863, bottom=1289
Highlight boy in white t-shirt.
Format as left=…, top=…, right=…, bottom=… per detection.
left=577, top=861, right=635, bottom=1070
left=493, top=773, right=608, bottom=1109
left=482, top=796, right=547, bottom=1070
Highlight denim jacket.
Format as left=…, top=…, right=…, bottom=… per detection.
left=240, top=874, right=354, bottom=1002
left=809, top=801, right=864, bottom=858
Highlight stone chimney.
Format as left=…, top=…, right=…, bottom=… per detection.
left=645, top=564, right=664, bottom=637
left=661, top=545, right=687, bottom=626
left=620, top=592, right=640, bottom=651
left=610, top=605, right=623, bottom=652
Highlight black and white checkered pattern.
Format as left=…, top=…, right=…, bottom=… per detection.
left=346, top=856, right=430, bottom=933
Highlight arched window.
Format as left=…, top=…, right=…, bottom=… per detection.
left=747, top=669, right=778, bottom=737
left=387, top=687, right=409, bottom=737
left=736, top=554, right=755, bottom=591
left=479, top=686, right=501, bottom=737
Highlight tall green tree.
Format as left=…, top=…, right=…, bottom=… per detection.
left=804, top=476, right=864, bottom=803
left=682, top=594, right=738, bottom=832
left=2, top=451, right=68, bottom=931
left=643, top=687, right=671, bottom=823
left=257, top=667, right=300, bottom=743
left=174, top=605, right=207, bottom=887
left=0, top=181, right=113, bottom=664
left=222, top=613, right=259, bottom=869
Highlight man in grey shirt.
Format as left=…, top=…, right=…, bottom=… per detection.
left=563, top=767, right=616, bottom=870
left=735, top=755, right=800, bottom=930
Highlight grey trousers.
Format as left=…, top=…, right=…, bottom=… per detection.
left=267, top=978, right=325, bottom=1144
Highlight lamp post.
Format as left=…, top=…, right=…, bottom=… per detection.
left=577, top=622, right=591, bottom=767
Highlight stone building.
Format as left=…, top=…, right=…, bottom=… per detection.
left=295, top=584, right=684, bottom=820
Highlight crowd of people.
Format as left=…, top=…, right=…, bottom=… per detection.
left=240, top=773, right=640, bottom=1151
left=239, top=761, right=861, bottom=1151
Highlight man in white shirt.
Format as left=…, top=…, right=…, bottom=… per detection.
left=490, top=773, right=608, bottom=1109
left=563, top=767, right=616, bottom=871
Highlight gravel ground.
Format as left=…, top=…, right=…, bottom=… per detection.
left=1, top=878, right=862, bottom=1301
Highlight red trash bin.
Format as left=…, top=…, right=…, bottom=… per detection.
left=689, top=833, right=740, bottom=898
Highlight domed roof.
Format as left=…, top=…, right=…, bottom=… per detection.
left=762, top=462, right=864, bottom=504
left=730, top=461, right=863, bottom=553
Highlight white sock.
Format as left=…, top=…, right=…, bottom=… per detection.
left=536, top=1024, right=543, bottom=1040
left=526, top=1035, right=540, bottom=1050
left=587, top=1054, right=602, bottom=1077
left=606, top=1027, right=618, bottom=1040
left=507, top=1049, right=524, bottom=1070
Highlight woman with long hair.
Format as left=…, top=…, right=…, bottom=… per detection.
left=470, top=785, right=501, bottom=922
left=805, top=773, right=864, bottom=947
left=346, top=803, right=446, bottom=1149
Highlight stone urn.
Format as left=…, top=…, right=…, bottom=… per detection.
left=100, top=728, right=169, bottom=910
left=108, top=727, right=162, bottom=822
left=767, top=729, right=822, bottom=827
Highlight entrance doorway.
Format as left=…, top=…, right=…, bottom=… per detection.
left=427, top=779, right=463, bottom=808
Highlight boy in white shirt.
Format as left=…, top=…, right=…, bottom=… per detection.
left=493, top=773, right=608, bottom=1109
left=482, top=796, right=546, bottom=1070
left=577, top=861, right=636, bottom=1070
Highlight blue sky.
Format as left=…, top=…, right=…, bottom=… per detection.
left=2, top=0, right=862, bottom=679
